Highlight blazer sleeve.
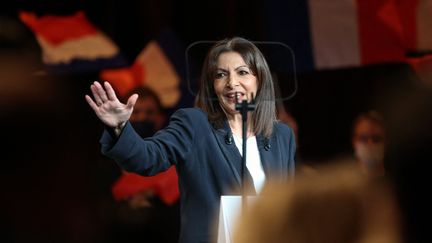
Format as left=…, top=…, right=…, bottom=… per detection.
left=99, top=108, right=197, bottom=176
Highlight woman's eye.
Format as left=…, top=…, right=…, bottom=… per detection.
left=239, top=70, right=249, bottom=75
left=215, top=72, right=226, bottom=79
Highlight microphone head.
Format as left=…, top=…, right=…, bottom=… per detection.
left=225, top=132, right=233, bottom=145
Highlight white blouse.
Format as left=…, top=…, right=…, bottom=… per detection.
left=232, top=134, right=266, bottom=194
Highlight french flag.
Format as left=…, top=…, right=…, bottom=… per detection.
left=100, top=30, right=194, bottom=112
left=111, top=167, right=180, bottom=206
left=265, top=0, right=432, bottom=71
left=19, top=11, right=128, bottom=74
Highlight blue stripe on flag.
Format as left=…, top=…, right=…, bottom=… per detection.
left=44, top=54, right=128, bottom=74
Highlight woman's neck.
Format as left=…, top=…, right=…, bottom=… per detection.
left=228, top=113, right=254, bottom=138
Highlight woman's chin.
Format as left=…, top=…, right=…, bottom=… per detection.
left=220, top=105, right=239, bottom=117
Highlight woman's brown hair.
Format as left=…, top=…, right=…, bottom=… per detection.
left=195, top=37, right=276, bottom=138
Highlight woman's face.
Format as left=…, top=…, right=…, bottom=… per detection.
left=213, top=51, right=258, bottom=117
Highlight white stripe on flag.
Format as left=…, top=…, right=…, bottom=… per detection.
left=308, top=0, right=361, bottom=69
left=135, top=41, right=180, bottom=108
left=37, top=33, right=119, bottom=64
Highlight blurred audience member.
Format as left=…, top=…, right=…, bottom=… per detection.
left=384, top=86, right=432, bottom=243
left=127, top=86, right=166, bottom=138
left=351, top=110, right=386, bottom=177
left=112, top=86, right=179, bottom=207
left=111, top=86, right=180, bottom=243
left=234, top=162, right=401, bottom=243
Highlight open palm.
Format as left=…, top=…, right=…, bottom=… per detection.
left=85, top=81, right=138, bottom=128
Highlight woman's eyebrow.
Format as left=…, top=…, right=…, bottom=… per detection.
left=216, top=65, right=248, bottom=72
left=234, top=65, right=248, bottom=70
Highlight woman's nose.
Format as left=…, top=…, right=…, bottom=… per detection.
left=226, top=75, right=239, bottom=88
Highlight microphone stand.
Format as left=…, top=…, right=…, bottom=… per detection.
left=235, top=93, right=256, bottom=215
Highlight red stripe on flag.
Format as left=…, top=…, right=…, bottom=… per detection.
left=19, top=11, right=98, bottom=46
left=394, top=0, right=419, bottom=51
left=111, top=167, right=179, bottom=205
left=356, top=0, right=406, bottom=64
left=99, top=64, right=144, bottom=98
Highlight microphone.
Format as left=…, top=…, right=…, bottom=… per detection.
left=225, top=130, right=271, bottom=150
left=225, top=130, right=233, bottom=145
left=235, top=92, right=256, bottom=115
left=264, top=138, right=271, bottom=151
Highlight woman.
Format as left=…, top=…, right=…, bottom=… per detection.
left=85, top=37, right=296, bottom=243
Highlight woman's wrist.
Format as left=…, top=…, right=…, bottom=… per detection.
left=114, top=121, right=127, bottom=137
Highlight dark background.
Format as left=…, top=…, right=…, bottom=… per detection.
left=0, top=1, right=428, bottom=242
left=1, top=0, right=421, bottom=161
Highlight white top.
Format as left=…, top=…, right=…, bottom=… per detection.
left=232, top=134, right=266, bottom=193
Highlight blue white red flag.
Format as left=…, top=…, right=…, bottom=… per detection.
left=19, top=11, right=128, bottom=74
left=265, top=0, right=432, bottom=71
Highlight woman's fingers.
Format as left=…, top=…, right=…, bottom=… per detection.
left=93, top=81, right=109, bottom=102
left=86, top=81, right=132, bottom=128
left=126, top=94, right=139, bottom=109
left=104, top=81, right=118, bottom=101
left=90, top=84, right=104, bottom=106
left=85, top=95, right=99, bottom=111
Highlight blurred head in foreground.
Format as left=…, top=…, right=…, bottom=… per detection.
left=234, top=163, right=401, bottom=243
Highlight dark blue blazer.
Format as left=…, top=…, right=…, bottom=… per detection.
left=100, top=108, right=296, bottom=243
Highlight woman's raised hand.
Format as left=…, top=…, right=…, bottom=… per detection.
left=85, top=81, right=138, bottom=130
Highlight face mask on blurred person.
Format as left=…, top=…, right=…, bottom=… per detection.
left=131, top=120, right=157, bottom=138
left=354, top=143, right=385, bottom=169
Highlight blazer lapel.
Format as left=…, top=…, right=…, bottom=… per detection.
left=213, top=121, right=259, bottom=195
left=256, top=134, right=276, bottom=177
left=213, top=122, right=242, bottom=185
